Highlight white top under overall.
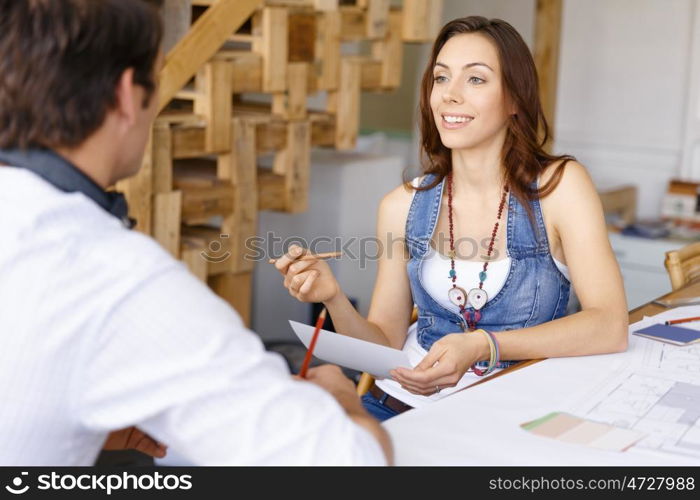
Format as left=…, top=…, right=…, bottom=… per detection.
left=375, top=178, right=570, bottom=408
left=0, top=167, right=384, bottom=466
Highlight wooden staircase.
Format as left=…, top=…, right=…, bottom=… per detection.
left=117, top=0, right=443, bottom=325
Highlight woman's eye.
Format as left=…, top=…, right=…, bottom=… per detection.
left=433, top=75, right=447, bottom=83
left=468, top=76, right=485, bottom=85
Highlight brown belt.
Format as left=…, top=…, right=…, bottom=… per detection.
left=368, top=383, right=413, bottom=414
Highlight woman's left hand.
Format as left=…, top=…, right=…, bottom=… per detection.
left=390, top=332, right=489, bottom=395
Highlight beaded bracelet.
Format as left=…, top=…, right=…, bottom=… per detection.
left=470, top=329, right=500, bottom=376
left=486, top=330, right=500, bottom=374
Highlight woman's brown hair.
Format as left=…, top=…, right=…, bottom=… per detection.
left=417, top=16, right=575, bottom=214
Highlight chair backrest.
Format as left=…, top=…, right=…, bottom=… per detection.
left=664, top=242, right=700, bottom=291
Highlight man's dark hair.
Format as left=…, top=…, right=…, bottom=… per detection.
left=0, top=0, right=164, bottom=150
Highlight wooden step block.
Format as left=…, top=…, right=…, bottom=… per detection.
left=359, top=57, right=382, bottom=89
left=153, top=190, right=182, bottom=258
left=402, top=0, right=443, bottom=42
left=181, top=225, right=232, bottom=276
left=289, top=11, right=316, bottom=63
left=156, top=112, right=204, bottom=127
left=235, top=104, right=311, bottom=151
left=256, top=119, right=289, bottom=152
left=338, top=1, right=389, bottom=40
left=214, top=50, right=263, bottom=93
left=272, top=120, right=310, bottom=213
left=194, top=59, right=233, bottom=152
left=172, top=122, right=207, bottom=159
left=326, top=57, right=361, bottom=149
left=173, top=158, right=218, bottom=187
left=174, top=160, right=236, bottom=223
left=171, top=114, right=290, bottom=158
left=179, top=184, right=236, bottom=224
left=229, top=33, right=255, bottom=44
left=231, top=101, right=275, bottom=119
left=227, top=104, right=289, bottom=152
left=365, top=0, right=390, bottom=39
left=314, top=9, right=340, bottom=91
left=181, top=235, right=208, bottom=282
left=266, top=0, right=338, bottom=9
left=340, top=6, right=366, bottom=40
left=219, top=117, right=258, bottom=273
left=372, top=8, right=403, bottom=88
left=174, top=88, right=200, bottom=101
left=313, top=0, right=338, bottom=9
left=309, top=111, right=335, bottom=146
left=272, top=62, right=308, bottom=120
left=258, top=168, right=286, bottom=211
left=252, top=7, right=288, bottom=92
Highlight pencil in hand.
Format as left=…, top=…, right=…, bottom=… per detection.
left=299, top=308, right=327, bottom=378
left=268, top=251, right=342, bottom=264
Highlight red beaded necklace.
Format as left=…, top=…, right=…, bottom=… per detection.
left=446, top=172, right=508, bottom=331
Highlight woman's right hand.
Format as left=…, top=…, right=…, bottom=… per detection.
left=273, top=245, right=340, bottom=303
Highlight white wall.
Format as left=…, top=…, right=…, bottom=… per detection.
left=681, top=2, right=700, bottom=178
left=439, top=0, right=535, bottom=45
left=555, top=0, right=697, bottom=219
left=412, top=0, right=700, bottom=219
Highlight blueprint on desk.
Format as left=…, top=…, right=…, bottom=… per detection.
left=566, top=339, right=700, bottom=460
left=640, top=340, right=700, bottom=374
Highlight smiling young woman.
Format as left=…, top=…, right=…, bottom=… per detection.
left=274, top=16, right=628, bottom=422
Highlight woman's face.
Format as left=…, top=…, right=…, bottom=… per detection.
left=430, top=33, right=512, bottom=151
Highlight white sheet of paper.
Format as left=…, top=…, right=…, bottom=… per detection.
left=289, top=320, right=412, bottom=378
left=642, top=305, right=700, bottom=322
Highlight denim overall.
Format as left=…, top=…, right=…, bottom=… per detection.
left=406, top=173, right=571, bottom=369
left=360, top=173, right=572, bottom=421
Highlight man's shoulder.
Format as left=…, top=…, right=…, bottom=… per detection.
left=68, top=217, right=182, bottom=289
left=0, top=167, right=180, bottom=280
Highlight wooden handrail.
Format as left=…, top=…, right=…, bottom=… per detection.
left=158, top=0, right=262, bottom=112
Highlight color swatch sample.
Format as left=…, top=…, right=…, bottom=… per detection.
left=521, top=412, right=646, bottom=452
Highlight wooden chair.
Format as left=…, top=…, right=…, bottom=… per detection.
left=356, top=306, right=418, bottom=396
left=664, top=242, right=700, bottom=291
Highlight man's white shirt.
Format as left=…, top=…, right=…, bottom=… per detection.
left=0, top=167, right=385, bottom=465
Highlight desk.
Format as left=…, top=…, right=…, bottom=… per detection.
left=383, top=285, right=700, bottom=465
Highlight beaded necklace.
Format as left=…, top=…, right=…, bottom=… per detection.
left=446, top=173, right=508, bottom=331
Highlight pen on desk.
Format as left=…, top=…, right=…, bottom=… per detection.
left=664, top=316, right=700, bottom=325
left=299, top=307, right=327, bottom=379
left=268, top=251, right=342, bottom=264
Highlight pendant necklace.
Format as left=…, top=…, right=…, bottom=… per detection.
left=446, top=172, right=508, bottom=331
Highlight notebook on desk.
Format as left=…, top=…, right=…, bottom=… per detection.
left=633, top=324, right=700, bottom=346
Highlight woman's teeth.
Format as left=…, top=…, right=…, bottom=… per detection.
left=443, top=116, right=472, bottom=123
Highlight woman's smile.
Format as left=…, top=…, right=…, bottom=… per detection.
left=440, top=113, right=474, bottom=130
